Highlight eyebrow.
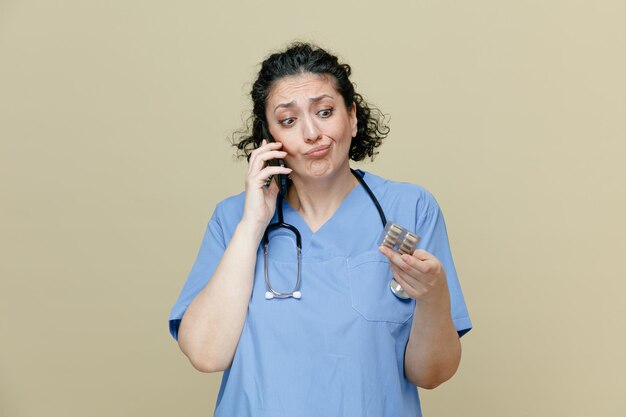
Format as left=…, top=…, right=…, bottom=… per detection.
left=273, top=94, right=335, bottom=113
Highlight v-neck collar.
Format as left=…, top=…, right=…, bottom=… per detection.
left=282, top=178, right=362, bottom=237
left=268, top=170, right=385, bottom=257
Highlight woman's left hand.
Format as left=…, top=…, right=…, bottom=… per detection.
left=380, top=246, right=460, bottom=389
left=378, top=246, right=449, bottom=305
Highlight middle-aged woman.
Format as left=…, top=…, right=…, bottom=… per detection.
left=169, top=42, right=472, bottom=417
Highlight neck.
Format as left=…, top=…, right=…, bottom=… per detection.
left=286, top=167, right=358, bottom=231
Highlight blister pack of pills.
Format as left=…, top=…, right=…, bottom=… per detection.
left=378, top=221, right=420, bottom=255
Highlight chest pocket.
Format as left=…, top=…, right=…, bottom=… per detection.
left=347, top=250, right=415, bottom=324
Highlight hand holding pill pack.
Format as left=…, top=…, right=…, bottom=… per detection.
left=378, top=221, right=421, bottom=299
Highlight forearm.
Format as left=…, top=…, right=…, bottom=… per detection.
left=404, top=291, right=461, bottom=389
left=177, top=220, right=264, bottom=372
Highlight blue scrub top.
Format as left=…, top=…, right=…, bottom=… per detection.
left=169, top=170, right=472, bottom=417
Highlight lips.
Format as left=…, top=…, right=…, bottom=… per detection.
left=305, top=145, right=331, bottom=158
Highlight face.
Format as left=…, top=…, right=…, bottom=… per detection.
left=265, top=73, right=357, bottom=181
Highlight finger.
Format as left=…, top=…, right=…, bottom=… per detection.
left=256, top=150, right=288, bottom=164
left=391, top=268, right=428, bottom=299
left=248, top=148, right=287, bottom=174
left=249, top=151, right=287, bottom=171
left=248, top=143, right=283, bottom=163
left=379, top=246, right=418, bottom=274
left=398, top=253, right=429, bottom=274
left=379, top=245, right=403, bottom=263
left=257, top=165, right=292, bottom=176
left=403, top=254, right=445, bottom=279
left=390, top=263, right=430, bottom=288
left=250, top=151, right=288, bottom=174
left=250, top=140, right=283, bottom=158
left=412, top=249, right=434, bottom=261
left=252, top=166, right=292, bottom=186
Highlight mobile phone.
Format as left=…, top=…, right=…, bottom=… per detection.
left=261, top=122, right=288, bottom=196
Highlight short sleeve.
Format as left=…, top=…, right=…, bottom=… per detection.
left=168, top=206, right=227, bottom=341
left=414, top=192, right=472, bottom=336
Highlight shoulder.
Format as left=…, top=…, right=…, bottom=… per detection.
left=214, top=192, right=246, bottom=216
left=358, top=170, right=441, bottom=215
left=209, top=192, right=246, bottom=233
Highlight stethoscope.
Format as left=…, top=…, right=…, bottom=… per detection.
left=263, top=169, right=410, bottom=300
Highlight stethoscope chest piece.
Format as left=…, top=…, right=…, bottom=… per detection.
left=389, top=279, right=410, bottom=299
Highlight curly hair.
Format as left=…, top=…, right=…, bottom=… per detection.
left=232, top=42, right=390, bottom=162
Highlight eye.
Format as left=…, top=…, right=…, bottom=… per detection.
left=279, top=117, right=295, bottom=126
left=317, top=108, right=333, bottom=118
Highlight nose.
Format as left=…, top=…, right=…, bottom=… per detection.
left=302, top=115, right=322, bottom=143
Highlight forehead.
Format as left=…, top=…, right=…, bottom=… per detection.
left=267, top=73, right=339, bottom=104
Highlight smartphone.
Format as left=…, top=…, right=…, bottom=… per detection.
left=261, top=122, right=288, bottom=196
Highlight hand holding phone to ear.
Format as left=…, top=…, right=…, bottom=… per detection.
left=261, top=123, right=288, bottom=196
left=241, top=134, right=292, bottom=232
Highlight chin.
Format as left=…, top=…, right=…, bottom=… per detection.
left=305, top=160, right=334, bottom=177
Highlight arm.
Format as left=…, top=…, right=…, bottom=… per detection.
left=379, top=247, right=462, bottom=389
left=177, top=141, right=291, bottom=373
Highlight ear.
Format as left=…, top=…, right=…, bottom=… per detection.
left=349, top=102, right=357, bottom=138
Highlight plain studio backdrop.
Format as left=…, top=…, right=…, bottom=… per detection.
left=1, top=1, right=625, bottom=416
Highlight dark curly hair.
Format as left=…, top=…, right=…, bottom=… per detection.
left=232, top=42, right=390, bottom=161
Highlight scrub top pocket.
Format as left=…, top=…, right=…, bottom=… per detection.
left=347, top=250, right=415, bottom=324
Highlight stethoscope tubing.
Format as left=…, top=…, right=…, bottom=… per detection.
left=262, top=169, right=388, bottom=300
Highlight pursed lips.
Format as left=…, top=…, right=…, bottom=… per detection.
left=305, top=144, right=331, bottom=157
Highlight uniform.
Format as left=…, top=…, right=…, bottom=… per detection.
left=169, top=170, right=472, bottom=417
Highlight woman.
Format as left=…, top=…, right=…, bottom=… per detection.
left=169, top=42, right=472, bottom=417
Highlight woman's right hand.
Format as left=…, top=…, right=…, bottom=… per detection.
left=241, top=139, right=292, bottom=231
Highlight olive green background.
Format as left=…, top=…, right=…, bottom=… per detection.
left=1, top=1, right=625, bottom=416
